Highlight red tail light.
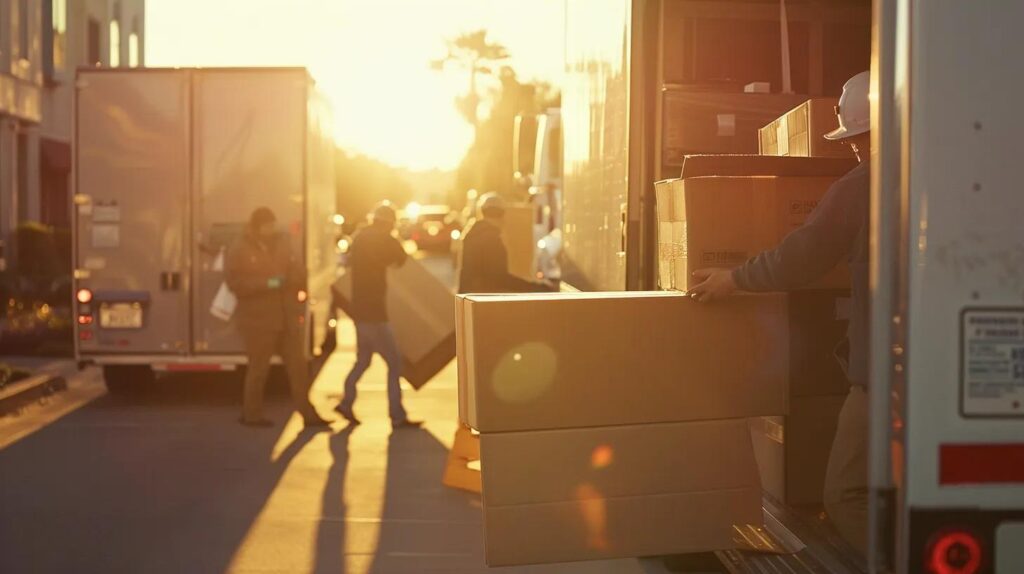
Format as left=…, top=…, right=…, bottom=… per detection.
left=927, top=530, right=982, bottom=574
left=78, top=315, right=94, bottom=325
left=76, top=289, right=93, bottom=304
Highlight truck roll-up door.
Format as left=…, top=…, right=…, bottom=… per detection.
left=74, top=70, right=191, bottom=355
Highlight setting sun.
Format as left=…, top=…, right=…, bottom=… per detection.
left=146, top=0, right=564, bottom=171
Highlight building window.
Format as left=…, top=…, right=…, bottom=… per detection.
left=87, top=18, right=101, bottom=66
left=18, top=0, right=29, bottom=60
left=128, top=32, right=139, bottom=68
left=109, top=20, right=121, bottom=67
left=51, top=0, right=66, bottom=70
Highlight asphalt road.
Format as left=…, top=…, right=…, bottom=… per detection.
left=0, top=255, right=653, bottom=574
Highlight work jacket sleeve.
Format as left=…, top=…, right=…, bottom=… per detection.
left=224, top=242, right=272, bottom=298
left=732, top=172, right=863, bottom=292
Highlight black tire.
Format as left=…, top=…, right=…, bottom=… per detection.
left=103, top=365, right=155, bottom=396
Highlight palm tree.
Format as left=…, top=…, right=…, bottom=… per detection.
left=430, top=30, right=510, bottom=129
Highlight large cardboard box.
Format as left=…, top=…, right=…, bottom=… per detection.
left=661, top=89, right=809, bottom=166
left=749, top=394, right=846, bottom=505
left=502, top=204, right=536, bottom=282
left=333, top=256, right=455, bottom=388
left=655, top=176, right=850, bottom=291
left=479, top=419, right=760, bottom=507
left=457, top=291, right=789, bottom=432
left=483, top=487, right=762, bottom=566
left=759, top=98, right=854, bottom=159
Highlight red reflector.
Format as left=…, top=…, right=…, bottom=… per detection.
left=79, top=330, right=93, bottom=341
left=927, top=530, right=982, bottom=574
left=940, top=444, right=1024, bottom=485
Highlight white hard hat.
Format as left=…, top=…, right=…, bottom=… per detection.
left=825, top=71, right=870, bottom=141
left=477, top=192, right=506, bottom=215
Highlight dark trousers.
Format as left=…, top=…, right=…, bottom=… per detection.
left=241, top=328, right=317, bottom=422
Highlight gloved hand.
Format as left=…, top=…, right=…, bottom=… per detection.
left=267, top=276, right=284, bottom=289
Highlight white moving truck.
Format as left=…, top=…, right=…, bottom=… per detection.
left=72, top=68, right=337, bottom=393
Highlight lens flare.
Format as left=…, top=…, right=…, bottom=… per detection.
left=591, top=445, right=614, bottom=469
left=490, top=342, right=557, bottom=404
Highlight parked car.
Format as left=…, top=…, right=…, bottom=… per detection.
left=409, top=205, right=460, bottom=252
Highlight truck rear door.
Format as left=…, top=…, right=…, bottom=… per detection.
left=190, top=69, right=308, bottom=355
left=75, top=70, right=191, bottom=355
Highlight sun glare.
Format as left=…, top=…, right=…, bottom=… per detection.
left=146, top=0, right=564, bottom=172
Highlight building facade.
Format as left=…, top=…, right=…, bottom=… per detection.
left=0, top=0, right=144, bottom=270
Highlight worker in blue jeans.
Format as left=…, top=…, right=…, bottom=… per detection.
left=336, top=202, right=422, bottom=429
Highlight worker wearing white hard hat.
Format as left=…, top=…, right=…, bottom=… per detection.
left=688, top=71, right=872, bottom=554
left=457, top=192, right=552, bottom=294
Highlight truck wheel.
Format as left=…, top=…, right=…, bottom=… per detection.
left=103, top=365, right=155, bottom=396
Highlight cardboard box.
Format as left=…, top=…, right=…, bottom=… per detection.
left=457, top=291, right=789, bottom=432
left=661, top=89, right=809, bottom=166
left=679, top=154, right=857, bottom=180
left=749, top=394, right=846, bottom=505
left=759, top=98, right=854, bottom=159
left=502, top=204, right=536, bottom=282
left=479, top=419, right=760, bottom=507
left=483, top=487, right=762, bottom=566
left=654, top=176, right=850, bottom=291
left=333, top=256, right=455, bottom=388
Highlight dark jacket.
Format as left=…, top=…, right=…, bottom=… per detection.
left=458, top=218, right=546, bottom=294
left=732, top=161, right=870, bottom=385
left=225, top=232, right=303, bottom=333
left=348, top=223, right=407, bottom=323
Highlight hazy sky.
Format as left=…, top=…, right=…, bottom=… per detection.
left=146, top=0, right=565, bottom=171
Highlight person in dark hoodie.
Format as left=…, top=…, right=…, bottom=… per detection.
left=225, top=207, right=330, bottom=429
left=457, top=192, right=551, bottom=294
left=687, top=71, right=872, bottom=553
left=335, top=202, right=422, bottom=430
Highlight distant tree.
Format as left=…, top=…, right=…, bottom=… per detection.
left=334, top=150, right=415, bottom=227
left=430, top=30, right=510, bottom=128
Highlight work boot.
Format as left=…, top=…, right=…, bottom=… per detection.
left=392, top=419, right=424, bottom=430
left=334, top=403, right=361, bottom=425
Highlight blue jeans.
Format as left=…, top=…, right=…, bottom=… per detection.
left=341, top=322, right=408, bottom=422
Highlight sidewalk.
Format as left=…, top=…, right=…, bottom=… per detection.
left=0, top=356, right=76, bottom=416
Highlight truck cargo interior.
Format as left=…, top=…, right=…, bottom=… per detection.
left=553, top=0, right=873, bottom=570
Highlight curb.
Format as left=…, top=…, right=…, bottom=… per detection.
left=0, top=372, right=69, bottom=416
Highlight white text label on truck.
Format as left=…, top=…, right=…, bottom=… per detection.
left=961, top=308, right=1024, bottom=417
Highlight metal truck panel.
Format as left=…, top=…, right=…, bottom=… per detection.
left=74, top=70, right=191, bottom=355
left=563, top=0, right=635, bottom=291
left=190, top=69, right=309, bottom=355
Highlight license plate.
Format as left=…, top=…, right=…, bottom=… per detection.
left=99, top=303, right=144, bottom=329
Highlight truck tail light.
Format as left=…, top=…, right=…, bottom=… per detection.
left=78, top=315, right=94, bottom=326
left=927, top=530, right=983, bottom=574
left=76, top=289, right=93, bottom=304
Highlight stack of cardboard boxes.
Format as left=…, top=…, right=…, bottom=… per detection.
left=456, top=291, right=790, bottom=565
left=654, top=97, right=858, bottom=506
left=758, top=98, right=855, bottom=159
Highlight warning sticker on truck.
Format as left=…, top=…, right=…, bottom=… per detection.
left=962, top=308, right=1024, bottom=417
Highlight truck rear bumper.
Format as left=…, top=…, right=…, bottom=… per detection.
left=77, top=355, right=281, bottom=370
